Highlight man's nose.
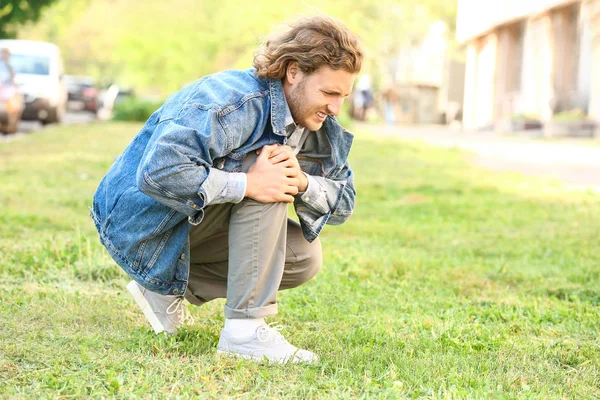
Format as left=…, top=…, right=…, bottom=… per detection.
left=327, top=98, right=343, bottom=116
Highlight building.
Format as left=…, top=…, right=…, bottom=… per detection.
left=457, top=0, right=600, bottom=134
left=382, top=21, right=465, bottom=125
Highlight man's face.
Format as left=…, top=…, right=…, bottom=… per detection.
left=283, top=65, right=355, bottom=131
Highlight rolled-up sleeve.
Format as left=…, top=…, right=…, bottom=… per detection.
left=298, top=175, right=328, bottom=215
left=203, top=168, right=246, bottom=206
left=294, top=162, right=356, bottom=239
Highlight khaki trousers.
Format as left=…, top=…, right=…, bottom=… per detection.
left=185, top=199, right=322, bottom=319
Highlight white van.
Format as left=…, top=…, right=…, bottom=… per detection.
left=0, top=40, right=67, bottom=124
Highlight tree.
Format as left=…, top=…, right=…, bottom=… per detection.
left=16, top=0, right=457, bottom=95
left=0, top=0, right=59, bottom=38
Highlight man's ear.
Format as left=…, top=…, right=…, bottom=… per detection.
left=285, top=62, right=299, bottom=84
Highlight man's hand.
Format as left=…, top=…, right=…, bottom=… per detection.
left=261, top=145, right=308, bottom=192
left=245, top=144, right=301, bottom=203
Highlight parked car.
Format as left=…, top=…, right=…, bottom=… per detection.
left=64, top=75, right=99, bottom=113
left=0, top=60, right=24, bottom=134
left=0, top=40, right=67, bottom=125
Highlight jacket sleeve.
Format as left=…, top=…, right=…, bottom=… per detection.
left=293, top=161, right=356, bottom=233
left=135, top=106, right=233, bottom=223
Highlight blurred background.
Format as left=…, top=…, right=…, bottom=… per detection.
left=3, top=3, right=600, bottom=397
left=0, top=0, right=598, bottom=139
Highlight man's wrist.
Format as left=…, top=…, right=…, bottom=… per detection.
left=298, top=172, right=309, bottom=192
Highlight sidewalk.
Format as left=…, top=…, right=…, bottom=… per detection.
left=359, top=122, right=600, bottom=193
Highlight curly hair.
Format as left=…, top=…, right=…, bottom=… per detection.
left=253, top=15, right=363, bottom=79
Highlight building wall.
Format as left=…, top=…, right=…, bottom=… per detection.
left=494, top=23, right=524, bottom=122
left=439, top=59, right=465, bottom=123
left=551, top=3, right=580, bottom=111
left=588, top=0, right=600, bottom=119
left=386, top=21, right=457, bottom=124
left=463, top=43, right=478, bottom=128
left=461, top=0, right=598, bottom=130
left=474, top=34, right=498, bottom=128
left=457, top=0, right=579, bottom=43
left=578, top=0, right=592, bottom=108
left=520, top=14, right=554, bottom=120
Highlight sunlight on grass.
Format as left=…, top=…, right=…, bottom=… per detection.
left=1, top=123, right=599, bottom=398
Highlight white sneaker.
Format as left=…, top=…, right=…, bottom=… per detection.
left=126, top=281, right=193, bottom=334
left=217, top=323, right=318, bottom=364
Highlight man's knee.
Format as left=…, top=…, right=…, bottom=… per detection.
left=286, top=237, right=322, bottom=288
left=232, top=199, right=288, bottom=224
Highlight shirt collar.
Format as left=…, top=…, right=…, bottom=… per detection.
left=283, top=102, right=294, bottom=127
left=283, top=101, right=297, bottom=134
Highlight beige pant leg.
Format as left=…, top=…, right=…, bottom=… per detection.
left=185, top=201, right=322, bottom=318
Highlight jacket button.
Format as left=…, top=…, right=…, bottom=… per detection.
left=192, top=204, right=198, bottom=209
left=173, top=289, right=179, bottom=295
left=180, top=253, right=185, bottom=260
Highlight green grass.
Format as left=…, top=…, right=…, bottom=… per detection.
left=1, top=122, right=599, bottom=399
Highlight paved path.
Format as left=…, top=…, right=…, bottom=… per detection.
left=360, top=123, right=600, bottom=193
left=0, top=110, right=96, bottom=143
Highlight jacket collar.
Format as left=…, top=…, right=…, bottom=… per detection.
left=267, top=75, right=354, bottom=166
left=268, top=78, right=288, bottom=136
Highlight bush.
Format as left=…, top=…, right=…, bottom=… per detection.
left=511, top=113, right=539, bottom=122
left=552, top=108, right=588, bottom=121
left=112, top=97, right=164, bottom=122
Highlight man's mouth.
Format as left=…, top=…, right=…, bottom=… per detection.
left=316, top=111, right=327, bottom=121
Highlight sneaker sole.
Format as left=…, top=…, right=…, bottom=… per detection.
left=216, top=349, right=285, bottom=364
left=126, top=280, right=166, bottom=334
left=216, top=349, right=316, bottom=364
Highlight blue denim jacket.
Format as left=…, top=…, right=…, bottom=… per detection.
left=90, top=68, right=355, bottom=295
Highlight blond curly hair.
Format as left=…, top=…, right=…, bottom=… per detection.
left=253, top=15, right=363, bottom=79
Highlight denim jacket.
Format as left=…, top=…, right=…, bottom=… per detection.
left=90, top=68, right=356, bottom=295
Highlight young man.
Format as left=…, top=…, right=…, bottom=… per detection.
left=91, top=15, right=363, bottom=363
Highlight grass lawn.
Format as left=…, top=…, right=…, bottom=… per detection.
left=1, top=122, right=599, bottom=399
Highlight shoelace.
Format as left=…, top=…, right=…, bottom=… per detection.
left=257, top=323, right=289, bottom=345
left=166, top=297, right=194, bottom=325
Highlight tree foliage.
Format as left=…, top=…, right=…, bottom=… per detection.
left=0, top=0, right=59, bottom=38
left=16, top=0, right=457, bottom=95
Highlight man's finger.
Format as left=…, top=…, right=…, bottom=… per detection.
left=269, top=149, right=292, bottom=161
left=283, top=163, right=300, bottom=176
left=271, top=155, right=300, bottom=169
left=270, top=145, right=292, bottom=156
left=258, top=144, right=279, bottom=160
left=272, top=158, right=293, bottom=167
left=285, top=185, right=299, bottom=195
left=269, top=153, right=285, bottom=163
left=278, top=145, right=293, bottom=153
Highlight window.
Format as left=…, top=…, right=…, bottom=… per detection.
left=9, top=53, right=50, bottom=75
